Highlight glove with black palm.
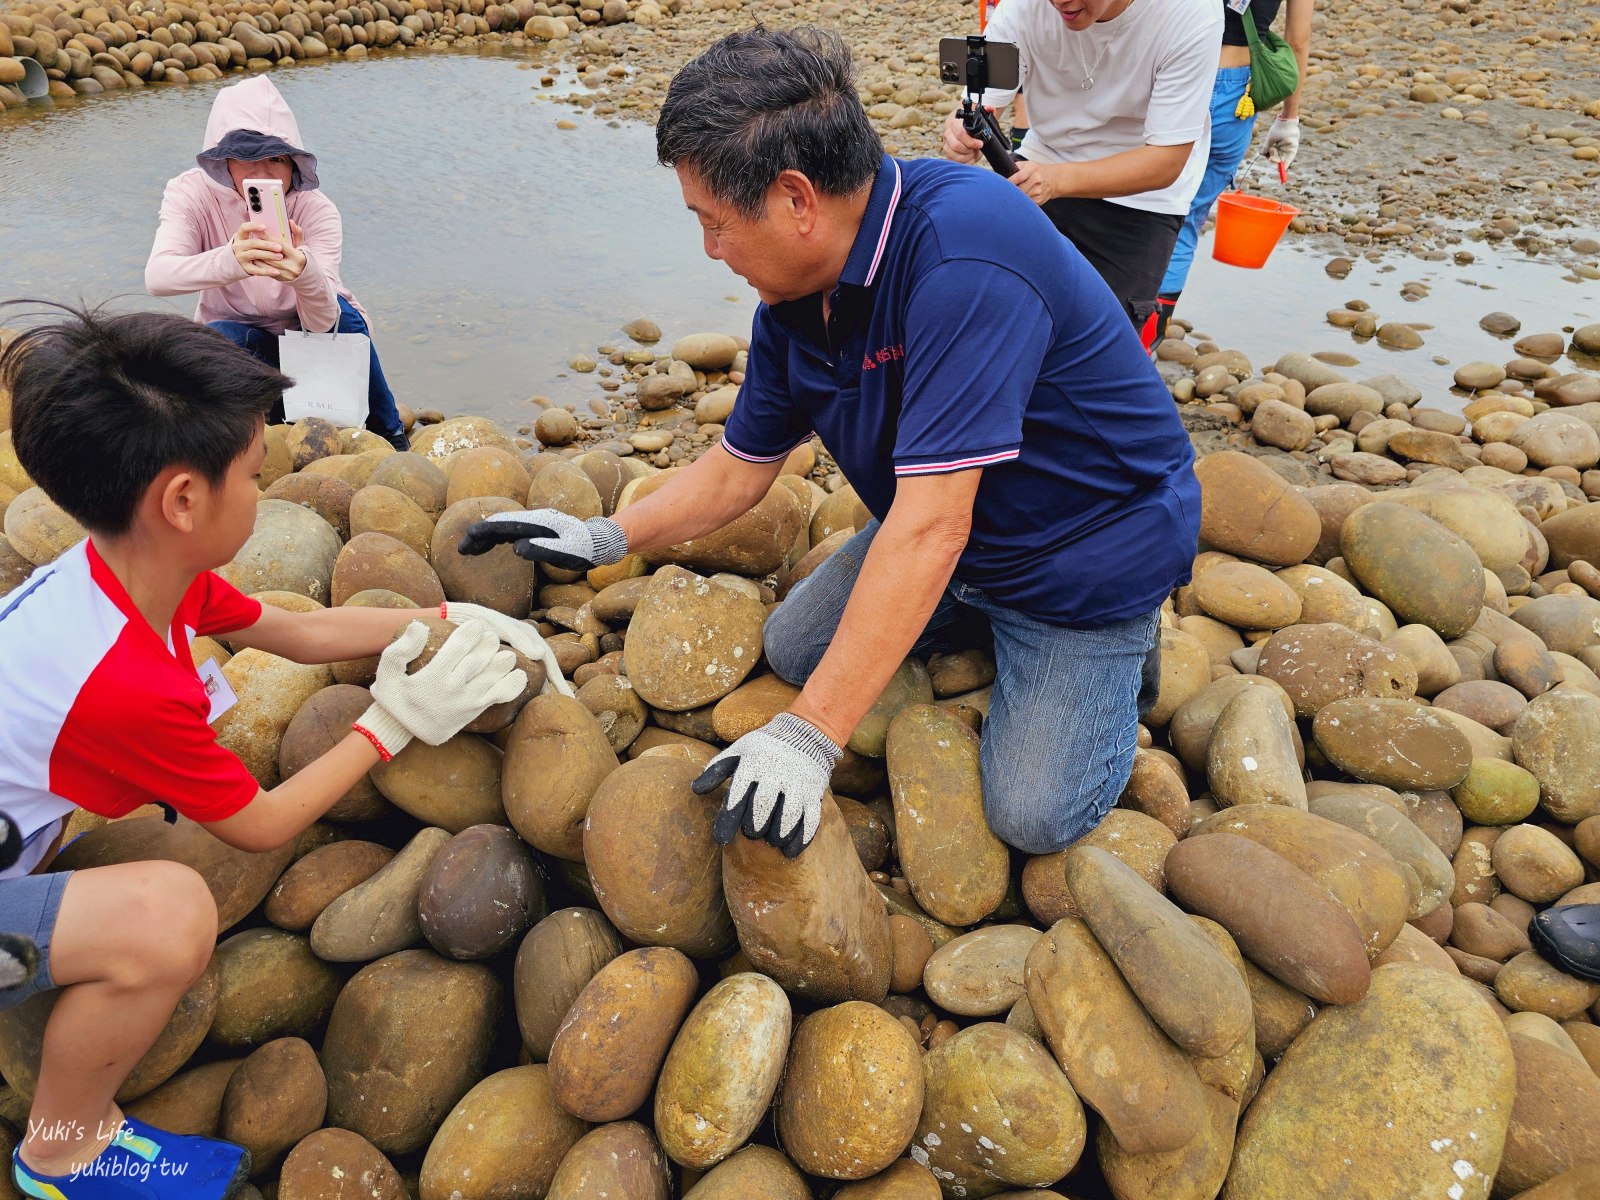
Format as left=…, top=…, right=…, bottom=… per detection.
left=457, top=509, right=628, bottom=572
left=691, top=713, right=842, bottom=859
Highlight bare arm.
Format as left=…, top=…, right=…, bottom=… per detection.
left=788, top=471, right=979, bottom=746
left=612, top=443, right=787, bottom=555
left=205, top=733, right=380, bottom=852
left=226, top=602, right=430, bottom=663
left=1280, top=0, right=1314, bottom=119
left=1011, top=143, right=1194, bottom=204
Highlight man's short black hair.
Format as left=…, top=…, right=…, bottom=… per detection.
left=656, top=25, right=884, bottom=219
left=1, top=302, right=289, bottom=536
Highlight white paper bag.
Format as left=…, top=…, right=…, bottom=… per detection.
left=279, top=330, right=371, bottom=428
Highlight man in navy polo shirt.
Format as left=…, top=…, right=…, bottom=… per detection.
left=462, top=26, right=1200, bottom=859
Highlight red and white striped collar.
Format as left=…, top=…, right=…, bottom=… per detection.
left=838, top=156, right=903, bottom=289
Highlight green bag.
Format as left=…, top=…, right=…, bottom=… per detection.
left=1239, top=5, right=1299, bottom=114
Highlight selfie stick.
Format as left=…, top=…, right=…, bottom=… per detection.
left=957, top=36, right=1018, bottom=178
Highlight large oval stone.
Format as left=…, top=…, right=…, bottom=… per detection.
left=1206, top=684, right=1307, bottom=808
left=1497, top=1031, right=1600, bottom=1194
left=279, top=1129, right=406, bottom=1200
left=220, top=499, right=342, bottom=602
left=512, top=907, right=625, bottom=1062
left=278, top=685, right=388, bottom=822
left=331, top=531, right=444, bottom=608
left=625, top=568, right=765, bottom=711
left=1341, top=502, right=1484, bottom=638
left=922, top=925, right=1042, bottom=1018
left=1512, top=689, right=1600, bottom=823
left=547, top=1122, right=670, bottom=1200
left=417, top=823, right=544, bottom=960
left=633, top=475, right=807, bottom=576
left=1194, top=452, right=1320, bottom=566
left=310, top=827, right=451, bottom=963
left=1256, top=622, right=1417, bottom=717
left=418, top=1065, right=587, bottom=1200
left=502, top=693, right=619, bottom=860
left=369, top=734, right=505, bottom=832
left=430, top=496, right=535, bottom=616
left=1305, top=791, right=1455, bottom=918
left=0, top=488, right=81, bottom=567
left=1389, top=486, right=1534, bottom=575
left=218, top=1036, right=327, bottom=1175
left=210, top=929, right=342, bottom=1048
left=850, top=658, right=935, bottom=758
left=213, top=650, right=335, bottom=788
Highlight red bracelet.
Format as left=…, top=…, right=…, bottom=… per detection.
left=350, top=722, right=394, bottom=763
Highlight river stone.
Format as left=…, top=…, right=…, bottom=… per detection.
left=0, top=488, right=81, bottom=566
left=330, top=589, right=415, bottom=687
left=1389, top=487, right=1533, bottom=577
left=831, top=1160, right=941, bottom=1198
left=632, top=475, right=806, bottom=576
left=443, top=445, right=530, bottom=507
left=279, top=1129, right=406, bottom=1200
left=218, top=499, right=341, bottom=602
left=348, top=484, right=433, bottom=561
left=1256, top=622, right=1416, bottom=717
left=418, top=1066, right=587, bottom=1200
left=583, top=755, right=734, bottom=958
left=51, top=814, right=293, bottom=933
left=1306, top=381, right=1385, bottom=423
left=1383, top=624, right=1461, bottom=696
left=1021, top=809, right=1176, bottom=925
left=1224, top=963, right=1513, bottom=1200
left=368, top=451, right=449, bottom=516
left=1496, top=951, right=1600, bottom=1020
left=1166, top=833, right=1370, bottom=1004
left=548, top=946, right=699, bottom=1122
left=922, top=926, right=1041, bottom=1018
left=1194, top=452, right=1320, bottom=566
left=1193, top=804, right=1410, bottom=957
left=323, top=950, right=499, bottom=1155
left=1306, top=790, right=1454, bottom=917
left=626, top=568, right=764, bottom=711
left=1511, top=689, right=1600, bottom=822
left=1097, top=1083, right=1238, bottom=1200
left=219, top=1037, right=326, bottom=1175
left=0, top=534, right=32, bottom=595
left=1274, top=563, right=1372, bottom=633
left=431, top=496, right=535, bottom=616
left=683, top=1146, right=810, bottom=1199
left=278, top=685, right=388, bottom=822
left=1541, top=504, right=1600, bottom=570
left=0, top=958, right=217, bottom=1102
left=1067, top=848, right=1252, bottom=1058
left=1451, top=902, right=1530, bottom=963
left=1169, top=676, right=1296, bottom=774
left=655, top=972, right=791, bottom=1170
left=1491, top=825, right=1586, bottom=903
left=1434, top=680, right=1528, bottom=733
left=262, top=473, right=355, bottom=541
left=1148, top=626, right=1213, bottom=727
left=1312, top=697, right=1473, bottom=790
left=777, top=1001, right=924, bottom=1180
left=1273, top=352, right=1348, bottom=392
left=369, top=733, right=505, bottom=832
left=265, top=840, right=394, bottom=932
left=912, top=1023, right=1086, bottom=1194
left=1498, top=1033, right=1600, bottom=1194
left=1251, top=399, right=1315, bottom=451
left=1023, top=914, right=1202, bottom=1158
left=851, top=658, right=936, bottom=758
left=1301, top=483, right=1378, bottom=565
left=512, top=907, right=625, bottom=1061
left=210, top=929, right=341, bottom=1048
left=1206, top=684, right=1307, bottom=809
left=1511, top=594, right=1600, bottom=657
left=417, top=824, right=543, bottom=960
left=502, top=692, right=619, bottom=860
left=723, top=795, right=892, bottom=1002
left=1342, top=502, right=1484, bottom=638
left=1454, top=759, right=1542, bottom=824
left=211, top=649, right=333, bottom=788
left=547, top=1122, right=670, bottom=1200
left=809, top=484, right=872, bottom=546
left=310, top=827, right=451, bottom=962
left=331, top=532, right=444, bottom=608
left=526, top=457, right=603, bottom=519
left=1193, top=561, right=1302, bottom=629
left=1119, top=747, right=1195, bottom=836
left=409, top=416, right=514, bottom=461
left=887, top=704, right=1008, bottom=927
left=1510, top=412, right=1600, bottom=470
left=711, top=674, right=802, bottom=742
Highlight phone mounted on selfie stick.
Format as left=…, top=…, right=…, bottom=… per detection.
left=939, top=35, right=1020, bottom=179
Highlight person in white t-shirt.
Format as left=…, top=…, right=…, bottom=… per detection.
left=943, top=0, right=1223, bottom=348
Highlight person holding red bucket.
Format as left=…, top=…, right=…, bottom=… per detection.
left=1153, top=0, right=1313, bottom=341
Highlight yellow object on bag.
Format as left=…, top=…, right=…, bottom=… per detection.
left=1235, top=81, right=1256, bottom=120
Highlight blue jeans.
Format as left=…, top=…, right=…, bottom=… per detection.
left=763, top=521, right=1163, bottom=855
left=1161, top=65, right=1257, bottom=297
left=208, top=295, right=406, bottom=445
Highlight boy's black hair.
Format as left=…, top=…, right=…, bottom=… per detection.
left=0, top=302, right=289, bottom=536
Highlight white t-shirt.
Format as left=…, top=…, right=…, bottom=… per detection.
left=983, top=0, right=1224, bottom=215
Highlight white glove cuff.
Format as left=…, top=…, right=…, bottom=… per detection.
left=769, top=712, right=843, bottom=771
left=352, top=703, right=413, bottom=762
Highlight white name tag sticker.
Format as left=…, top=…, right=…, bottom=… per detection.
left=1226, top=0, right=1251, bottom=12
left=197, top=658, right=239, bottom=723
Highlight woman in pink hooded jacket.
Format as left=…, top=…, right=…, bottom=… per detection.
left=145, top=77, right=407, bottom=449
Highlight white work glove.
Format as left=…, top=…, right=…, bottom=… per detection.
left=457, top=509, right=627, bottom=572
left=692, top=713, right=842, bottom=858
left=1264, top=116, right=1300, bottom=170
left=353, top=620, right=527, bottom=760
left=440, top=600, right=576, bottom=699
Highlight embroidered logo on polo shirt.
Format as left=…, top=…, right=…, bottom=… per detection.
left=861, top=343, right=905, bottom=370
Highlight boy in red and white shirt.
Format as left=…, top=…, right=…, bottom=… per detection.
left=0, top=306, right=525, bottom=1199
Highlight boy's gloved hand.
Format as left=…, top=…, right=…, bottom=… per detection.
left=457, top=510, right=627, bottom=572
left=692, top=713, right=842, bottom=859
left=1264, top=116, right=1300, bottom=170
left=354, top=620, right=526, bottom=760
left=439, top=600, right=576, bottom=698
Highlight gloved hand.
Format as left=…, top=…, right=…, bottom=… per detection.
left=440, top=600, right=576, bottom=699
left=1264, top=116, right=1300, bottom=170
left=692, top=713, right=842, bottom=858
left=457, top=510, right=627, bottom=572
left=353, top=619, right=527, bottom=759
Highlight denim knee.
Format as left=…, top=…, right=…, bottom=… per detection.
left=761, top=600, right=827, bottom=686
left=980, top=747, right=1128, bottom=855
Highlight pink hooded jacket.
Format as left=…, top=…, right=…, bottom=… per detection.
left=145, top=77, right=360, bottom=335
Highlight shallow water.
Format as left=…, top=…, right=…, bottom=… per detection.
left=2, top=51, right=1595, bottom=425
left=0, top=50, right=758, bottom=423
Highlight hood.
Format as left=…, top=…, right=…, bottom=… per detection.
left=195, top=77, right=320, bottom=191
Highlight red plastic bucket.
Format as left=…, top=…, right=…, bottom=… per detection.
left=1212, top=191, right=1299, bottom=269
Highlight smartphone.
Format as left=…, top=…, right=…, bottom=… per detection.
left=241, top=177, right=291, bottom=251
left=939, top=36, right=1020, bottom=93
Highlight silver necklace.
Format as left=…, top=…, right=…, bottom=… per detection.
left=1073, top=24, right=1122, bottom=90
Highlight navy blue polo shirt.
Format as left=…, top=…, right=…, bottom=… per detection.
left=723, top=155, right=1200, bottom=627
